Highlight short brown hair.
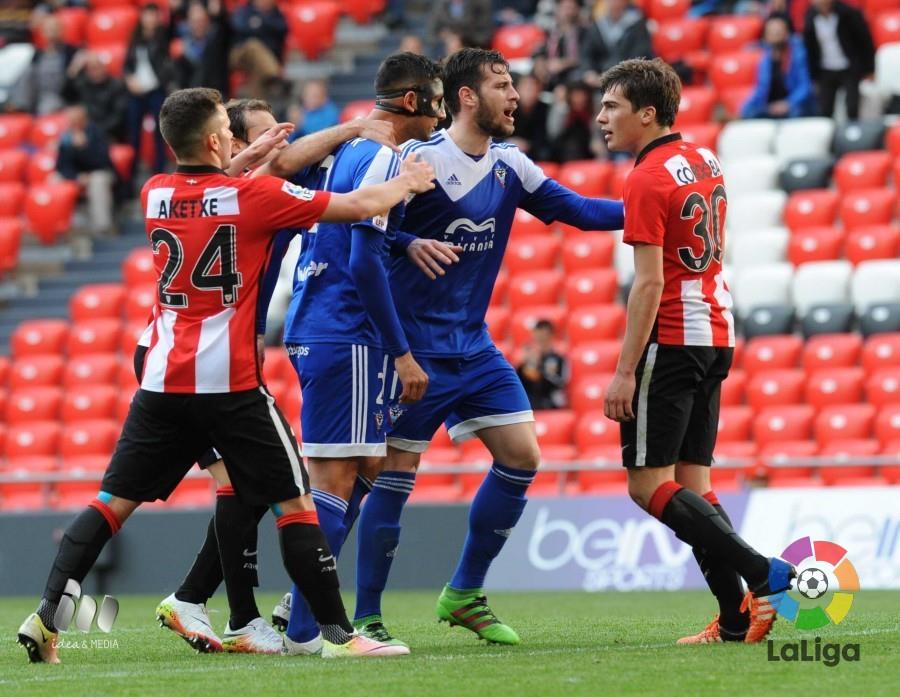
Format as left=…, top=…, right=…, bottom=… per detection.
left=225, top=98, right=273, bottom=143
left=596, top=58, right=681, bottom=128
left=443, top=48, right=509, bottom=115
left=159, top=87, right=223, bottom=158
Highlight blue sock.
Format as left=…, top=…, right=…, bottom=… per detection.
left=344, top=474, right=373, bottom=534
left=354, top=471, right=415, bottom=620
left=286, top=490, right=348, bottom=643
left=449, top=462, right=534, bottom=591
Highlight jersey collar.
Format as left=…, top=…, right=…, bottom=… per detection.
left=174, top=164, right=225, bottom=174
left=635, top=132, right=682, bottom=166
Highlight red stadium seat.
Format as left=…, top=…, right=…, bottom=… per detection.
left=563, top=269, right=619, bottom=308
left=0, top=355, right=8, bottom=384
left=747, top=369, right=806, bottom=409
left=566, top=304, right=626, bottom=343
left=0, top=149, right=28, bottom=183
left=505, top=235, right=560, bottom=272
left=60, top=420, right=120, bottom=457
left=61, top=385, right=119, bottom=423
left=708, top=15, right=763, bottom=53
left=27, top=149, right=58, bottom=185
left=742, top=335, right=803, bottom=376
left=262, top=347, right=294, bottom=384
left=485, top=306, right=511, bottom=341
left=753, top=405, right=815, bottom=445
left=652, top=18, right=708, bottom=63
left=839, top=188, right=896, bottom=230
left=125, top=284, right=156, bottom=322
left=63, top=354, right=121, bottom=388
left=340, top=0, right=385, bottom=23
left=491, top=23, right=545, bottom=59
left=121, top=247, right=156, bottom=286
left=511, top=208, right=550, bottom=238
left=431, top=424, right=453, bottom=449
left=4, top=421, right=61, bottom=458
left=680, top=122, right=723, bottom=151
left=11, top=319, right=69, bottom=358
left=569, top=340, right=620, bottom=383
left=490, top=269, right=508, bottom=306
left=0, top=217, right=23, bottom=274
left=534, top=410, right=576, bottom=445
left=863, top=333, right=900, bottom=371
left=339, top=100, right=375, bottom=123
left=709, top=50, right=762, bottom=90
left=66, top=319, right=122, bottom=355
left=717, top=405, right=754, bottom=442
left=561, top=235, right=615, bottom=271
left=758, top=439, right=819, bottom=483
left=0, top=182, right=26, bottom=216
left=70, top=284, right=126, bottom=321
left=875, top=404, right=900, bottom=445
left=717, top=87, right=754, bottom=118
left=8, top=356, right=65, bottom=389
left=30, top=112, right=68, bottom=149
left=52, top=481, right=103, bottom=511
left=86, top=7, right=138, bottom=46
left=867, top=368, right=900, bottom=406
left=713, top=440, right=757, bottom=461
left=646, top=0, right=691, bottom=21
left=784, top=190, right=840, bottom=231
left=166, top=478, right=215, bottom=509
left=676, top=86, right=716, bottom=125
left=845, top=225, right=900, bottom=265
left=535, top=161, right=559, bottom=179
left=872, top=9, right=900, bottom=46
left=575, top=411, right=619, bottom=450
left=787, top=226, right=845, bottom=266
left=806, top=368, right=865, bottom=407
left=116, top=389, right=134, bottom=420
left=120, top=322, right=147, bottom=356
left=4, top=456, right=58, bottom=475
left=109, top=143, right=135, bottom=181
left=285, top=2, right=341, bottom=60
left=557, top=160, right=613, bottom=198
left=92, top=42, right=128, bottom=77
left=25, top=181, right=80, bottom=244
left=0, top=114, right=33, bottom=148
left=802, top=333, right=862, bottom=371
left=5, top=387, right=63, bottom=424
left=888, top=122, right=900, bottom=158
left=570, top=374, right=615, bottom=414
left=815, top=403, right=875, bottom=444
left=721, top=369, right=747, bottom=406
left=834, top=151, right=891, bottom=191
left=508, top=270, right=563, bottom=310
left=32, top=7, right=88, bottom=48
left=510, top=305, right=566, bottom=345
left=58, top=455, right=109, bottom=476
left=0, top=482, right=49, bottom=511
left=576, top=461, right=626, bottom=493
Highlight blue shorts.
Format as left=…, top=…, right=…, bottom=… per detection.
left=287, top=343, right=398, bottom=458
left=386, top=346, right=533, bottom=453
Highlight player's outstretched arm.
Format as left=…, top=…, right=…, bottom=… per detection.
left=524, top=179, right=625, bottom=232
left=605, top=244, right=663, bottom=423
left=260, top=119, right=399, bottom=179
left=319, top=154, right=435, bottom=223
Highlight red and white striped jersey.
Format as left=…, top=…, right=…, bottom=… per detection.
left=139, top=165, right=330, bottom=393
left=623, top=134, right=735, bottom=347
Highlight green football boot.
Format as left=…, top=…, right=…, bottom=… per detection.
left=435, top=585, right=520, bottom=645
left=352, top=615, right=409, bottom=649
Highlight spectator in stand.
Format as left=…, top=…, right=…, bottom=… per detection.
left=532, top=0, right=585, bottom=90
left=507, top=73, right=551, bottom=161
left=0, top=0, right=31, bottom=46
left=172, top=0, right=231, bottom=98
left=803, top=0, right=875, bottom=120
left=580, top=0, right=653, bottom=89
left=229, top=0, right=286, bottom=98
left=10, top=13, right=76, bottom=115
left=398, top=33, right=425, bottom=56
left=56, top=104, right=116, bottom=236
left=124, top=3, right=173, bottom=177
left=289, top=78, right=339, bottom=138
left=495, top=0, right=539, bottom=26
left=547, top=80, right=596, bottom=162
left=428, top=0, right=493, bottom=54
left=742, top=14, right=818, bottom=119
left=63, top=51, right=128, bottom=141
left=517, top=319, right=569, bottom=410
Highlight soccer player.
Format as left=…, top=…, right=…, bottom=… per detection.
left=16, top=87, right=435, bottom=664
left=596, top=58, right=794, bottom=644
left=351, top=48, right=624, bottom=646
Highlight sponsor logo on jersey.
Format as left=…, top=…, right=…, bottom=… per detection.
left=443, top=217, right=497, bottom=253
left=664, top=153, right=722, bottom=187
left=494, top=166, right=507, bottom=187
left=446, top=173, right=462, bottom=186
left=282, top=181, right=315, bottom=201
left=372, top=213, right=388, bottom=231
left=296, top=260, right=328, bottom=282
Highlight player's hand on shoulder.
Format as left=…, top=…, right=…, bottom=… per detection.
left=604, top=372, right=636, bottom=422
left=407, top=238, right=463, bottom=280
left=394, top=352, right=429, bottom=403
left=399, top=153, right=435, bottom=194
left=355, top=118, right=399, bottom=152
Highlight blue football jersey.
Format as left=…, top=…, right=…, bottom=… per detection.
left=282, top=139, right=403, bottom=347
left=390, top=129, right=621, bottom=357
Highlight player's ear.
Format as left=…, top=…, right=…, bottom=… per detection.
left=641, top=105, right=657, bottom=126
left=459, top=85, right=476, bottom=109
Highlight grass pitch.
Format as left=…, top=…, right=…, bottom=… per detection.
left=1, top=591, right=897, bottom=697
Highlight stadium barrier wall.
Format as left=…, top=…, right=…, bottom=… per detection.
left=1, top=487, right=897, bottom=596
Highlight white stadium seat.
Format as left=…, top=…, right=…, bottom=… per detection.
left=875, top=43, right=900, bottom=100
left=774, top=118, right=835, bottom=164
left=732, top=262, right=793, bottom=318
left=792, top=260, right=853, bottom=318
left=728, top=229, right=788, bottom=268
left=724, top=156, right=779, bottom=195
left=727, top=191, right=787, bottom=231
left=718, top=120, right=777, bottom=162
left=851, top=259, right=900, bottom=314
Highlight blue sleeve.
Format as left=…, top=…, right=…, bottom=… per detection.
left=390, top=230, right=417, bottom=256
left=521, top=178, right=624, bottom=231
left=741, top=51, right=771, bottom=119
left=349, top=225, right=410, bottom=356
left=787, top=41, right=815, bottom=117
left=256, top=228, right=295, bottom=335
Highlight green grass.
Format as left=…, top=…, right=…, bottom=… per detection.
left=1, top=591, right=898, bottom=696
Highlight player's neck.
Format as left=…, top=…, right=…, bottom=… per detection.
left=447, top=121, right=490, bottom=157
left=632, top=126, right=672, bottom=158
left=176, top=153, right=224, bottom=169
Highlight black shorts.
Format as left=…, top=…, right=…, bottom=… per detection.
left=102, top=387, right=309, bottom=505
left=133, top=344, right=220, bottom=470
left=620, top=343, right=733, bottom=469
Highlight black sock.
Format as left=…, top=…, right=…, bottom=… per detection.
left=241, top=504, right=270, bottom=589
left=691, top=491, right=749, bottom=636
left=39, top=501, right=120, bottom=631
left=214, top=491, right=263, bottom=629
left=277, top=514, right=353, bottom=642
left=650, top=482, right=770, bottom=590
left=176, top=516, right=223, bottom=605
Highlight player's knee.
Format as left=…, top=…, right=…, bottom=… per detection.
left=504, top=442, right=541, bottom=471
left=105, top=496, right=140, bottom=523
left=626, top=478, right=652, bottom=512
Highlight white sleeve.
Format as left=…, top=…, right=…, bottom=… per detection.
left=357, top=145, right=400, bottom=232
